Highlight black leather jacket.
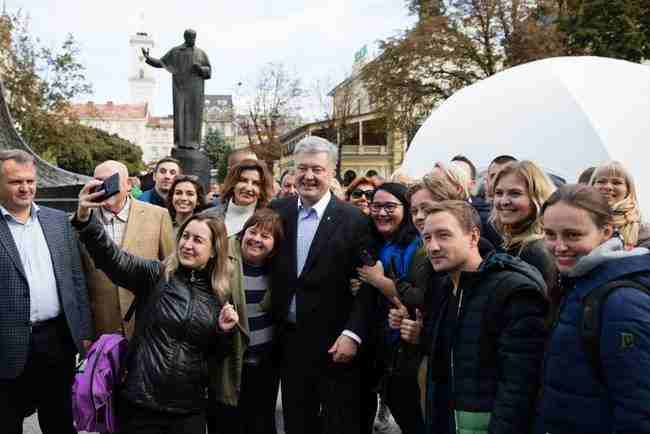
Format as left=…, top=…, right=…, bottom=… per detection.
left=74, top=216, right=231, bottom=414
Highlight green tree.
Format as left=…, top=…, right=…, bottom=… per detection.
left=1, top=10, right=144, bottom=174
left=203, top=127, right=231, bottom=182
left=559, top=0, right=650, bottom=62
left=362, top=0, right=568, bottom=145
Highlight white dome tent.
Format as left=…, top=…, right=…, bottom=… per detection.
left=401, top=56, right=650, bottom=215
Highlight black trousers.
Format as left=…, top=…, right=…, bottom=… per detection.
left=206, top=350, right=279, bottom=434
left=119, top=399, right=205, bottom=434
left=280, top=327, right=362, bottom=434
left=0, top=316, right=77, bottom=434
left=384, top=373, right=424, bottom=434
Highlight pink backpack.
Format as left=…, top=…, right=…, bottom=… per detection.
left=72, top=334, right=128, bottom=433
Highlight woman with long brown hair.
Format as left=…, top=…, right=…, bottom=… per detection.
left=211, top=159, right=274, bottom=236
left=73, top=179, right=239, bottom=434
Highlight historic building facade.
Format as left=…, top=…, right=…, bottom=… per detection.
left=278, top=50, right=406, bottom=180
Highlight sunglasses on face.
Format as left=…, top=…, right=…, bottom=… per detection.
left=350, top=189, right=375, bottom=200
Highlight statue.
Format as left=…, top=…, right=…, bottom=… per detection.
left=142, top=29, right=211, bottom=150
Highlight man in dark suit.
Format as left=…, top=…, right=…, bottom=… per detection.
left=0, top=150, right=93, bottom=434
left=270, top=136, right=375, bottom=434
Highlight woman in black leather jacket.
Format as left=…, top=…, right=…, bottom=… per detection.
left=74, top=180, right=239, bottom=434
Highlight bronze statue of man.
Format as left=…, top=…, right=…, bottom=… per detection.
left=143, top=29, right=211, bottom=150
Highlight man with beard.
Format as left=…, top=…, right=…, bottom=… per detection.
left=270, top=136, right=375, bottom=434
left=83, top=160, right=174, bottom=338
left=392, top=200, right=548, bottom=434
left=139, top=157, right=182, bottom=208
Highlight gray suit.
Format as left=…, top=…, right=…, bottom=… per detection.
left=0, top=205, right=93, bottom=380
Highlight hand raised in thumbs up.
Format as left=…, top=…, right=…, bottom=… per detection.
left=388, top=296, right=408, bottom=330
left=400, top=308, right=423, bottom=344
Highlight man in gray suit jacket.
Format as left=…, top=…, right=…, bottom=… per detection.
left=0, top=150, right=93, bottom=434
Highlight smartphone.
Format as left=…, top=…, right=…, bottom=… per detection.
left=91, top=172, right=120, bottom=202
left=360, top=249, right=376, bottom=267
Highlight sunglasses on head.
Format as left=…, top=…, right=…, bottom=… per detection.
left=350, top=189, right=375, bottom=200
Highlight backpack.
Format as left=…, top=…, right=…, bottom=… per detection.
left=580, top=279, right=650, bottom=383
left=72, top=300, right=137, bottom=432
left=72, top=334, right=128, bottom=432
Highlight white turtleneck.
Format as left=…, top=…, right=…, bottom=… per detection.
left=224, top=199, right=257, bottom=236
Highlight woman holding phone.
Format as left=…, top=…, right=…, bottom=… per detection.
left=73, top=179, right=239, bottom=434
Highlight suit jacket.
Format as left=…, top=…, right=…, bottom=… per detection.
left=0, top=205, right=92, bottom=380
left=81, top=199, right=174, bottom=338
left=270, top=195, right=375, bottom=365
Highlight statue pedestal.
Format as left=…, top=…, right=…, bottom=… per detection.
left=172, top=148, right=211, bottom=191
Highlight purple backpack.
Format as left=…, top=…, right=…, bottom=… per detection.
left=72, top=334, right=128, bottom=433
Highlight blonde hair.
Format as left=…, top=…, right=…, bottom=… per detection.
left=433, top=162, right=471, bottom=200
left=407, top=163, right=470, bottom=204
left=492, top=160, right=556, bottom=253
left=164, top=212, right=232, bottom=301
left=589, top=161, right=641, bottom=248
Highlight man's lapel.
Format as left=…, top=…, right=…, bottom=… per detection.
left=122, top=200, right=143, bottom=250
left=37, top=207, right=64, bottom=289
left=285, top=197, right=300, bottom=281
left=0, top=216, right=27, bottom=281
left=299, top=195, right=339, bottom=278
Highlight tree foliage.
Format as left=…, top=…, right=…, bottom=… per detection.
left=362, top=0, right=568, bottom=145
left=203, top=127, right=231, bottom=183
left=558, top=0, right=650, bottom=62
left=364, top=0, right=649, bottom=146
left=1, top=11, right=143, bottom=175
left=238, top=62, right=305, bottom=162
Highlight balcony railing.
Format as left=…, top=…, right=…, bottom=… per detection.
left=341, top=145, right=388, bottom=155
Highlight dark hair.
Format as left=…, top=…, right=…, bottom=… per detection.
left=343, top=170, right=357, bottom=186
left=489, top=154, right=517, bottom=168
left=541, top=184, right=612, bottom=229
left=167, top=175, right=207, bottom=223
left=373, top=183, right=419, bottom=247
left=221, top=159, right=273, bottom=207
left=366, top=169, right=379, bottom=178
left=451, top=154, right=477, bottom=180
left=237, top=208, right=285, bottom=257
left=423, top=200, right=482, bottom=235
left=154, top=157, right=181, bottom=174
left=577, top=166, right=596, bottom=185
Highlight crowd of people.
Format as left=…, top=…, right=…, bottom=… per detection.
left=1, top=134, right=649, bottom=434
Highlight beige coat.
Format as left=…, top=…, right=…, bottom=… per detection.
left=81, top=199, right=174, bottom=338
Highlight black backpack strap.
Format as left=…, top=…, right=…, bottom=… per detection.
left=123, top=298, right=138, bottom=322
left=580, top=279, right=650, bottom=384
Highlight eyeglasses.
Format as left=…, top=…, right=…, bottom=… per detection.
left=369, top=202, right=403, bottom=214
left=350, top=189, right=375, bottom=200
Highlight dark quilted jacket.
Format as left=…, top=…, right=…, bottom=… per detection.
left=425, top=253, right=549, bottom=434
left=537, top=254, right=650, bottom=434
left=75, top=216, right=230, bottom=414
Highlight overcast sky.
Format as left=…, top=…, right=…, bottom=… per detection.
left=8, top=0, right=415, bottom=118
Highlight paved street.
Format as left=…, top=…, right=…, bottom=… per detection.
left=24, top=394, right=402, bottom=434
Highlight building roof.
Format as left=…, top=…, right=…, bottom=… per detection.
left=146, top=115, right=174, bottom=128
left=72, top=101, right=148, bottom=120
left=205, top=94, right=233, bottom=110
